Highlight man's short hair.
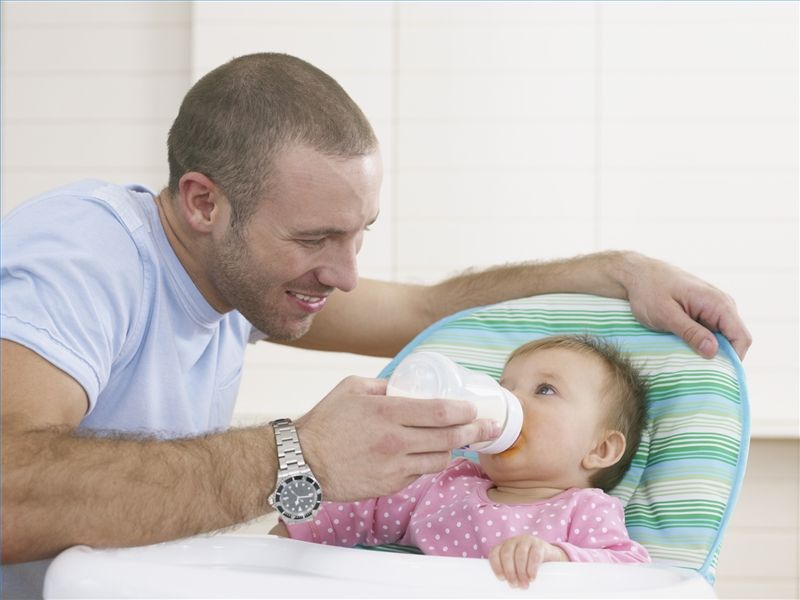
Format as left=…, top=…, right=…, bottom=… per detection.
left=167, top=52, right=378, bottom=230
left=506, top=334, right=648, bottom=492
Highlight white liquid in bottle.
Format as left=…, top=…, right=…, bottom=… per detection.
left=386, top=351, right=523, bottom=454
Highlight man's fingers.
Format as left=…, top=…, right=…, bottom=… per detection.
left=364, top=377, right=389, bottom=395
left=341, top=375, right=389, bottom=395
left=397, top=419, right=500, bottom=454
left=381, top=396, right=478, bottom=426
left=706, top=293, right=752, bottom=360
left=401, top=451, right=452, bottom=481
left=729, top=335, right=751, bottom=361
left=663, top=302, right=718, bottom=359
left=719, top=316, right=753, bottom=361
left=373, top=396, right=502, bottom=451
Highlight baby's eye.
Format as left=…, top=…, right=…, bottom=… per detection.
left=536, top=383, right=556, bottom=396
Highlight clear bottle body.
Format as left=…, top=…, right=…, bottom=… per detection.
left=386, top=351, right=523, bottom=454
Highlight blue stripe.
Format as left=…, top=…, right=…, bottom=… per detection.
left=698, top=335, right=750, bottom=584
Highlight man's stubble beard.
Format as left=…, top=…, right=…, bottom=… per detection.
left=211, top=228, right=314, bottom=342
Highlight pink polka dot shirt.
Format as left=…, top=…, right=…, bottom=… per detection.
left=284, top=458, right=650, bottom=563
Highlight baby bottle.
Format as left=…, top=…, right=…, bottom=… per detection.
left=386, top=351, right=523, bottom=454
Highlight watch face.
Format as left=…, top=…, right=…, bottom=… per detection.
left=275, top=474, right=322, bottom=521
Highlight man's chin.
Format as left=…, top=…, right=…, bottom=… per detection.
left=254, top=314, right=315, bottom=343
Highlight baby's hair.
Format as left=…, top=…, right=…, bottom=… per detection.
left=505, top=334, right=648, bottom=492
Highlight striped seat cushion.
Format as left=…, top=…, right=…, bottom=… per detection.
left=377, top=293, right=749, bottom=583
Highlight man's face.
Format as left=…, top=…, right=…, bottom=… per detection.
left=208, top=144, right=382, bottom=341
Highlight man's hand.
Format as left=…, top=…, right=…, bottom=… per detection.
left=488, top=535, right=568, bottom=589
left=620, top=252, right=752, bottom=360
left=294, top=376, right=500, bottom=501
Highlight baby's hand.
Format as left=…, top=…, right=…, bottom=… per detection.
left=488, top=535, right=568, bottom=589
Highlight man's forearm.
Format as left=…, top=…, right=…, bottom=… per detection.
left=290, top=251, right=640, bottom=357
left=423, top=251, right=637, bottom=323
left=2, top=424, right=276, bottom=563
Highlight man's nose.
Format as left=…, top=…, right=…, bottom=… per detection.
left=317, top=239, right=359, bottom=293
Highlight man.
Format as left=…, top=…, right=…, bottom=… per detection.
left=1, top=53, right=751, bottom=596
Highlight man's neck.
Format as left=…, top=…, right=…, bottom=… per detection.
left=154, top=191, right=228, bottom=313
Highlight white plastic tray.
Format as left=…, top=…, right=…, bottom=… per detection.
left=44, top=533, right=716, bottom=598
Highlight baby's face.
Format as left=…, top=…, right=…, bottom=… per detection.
left=479, top=346, right=612, bottom=488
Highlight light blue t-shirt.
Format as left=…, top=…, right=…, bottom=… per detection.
left=1, top=180, right=257, bottom=436
left=1, top=181, right=261, bottom=597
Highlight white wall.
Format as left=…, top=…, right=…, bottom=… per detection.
left=186, top=2, right=799, bottom=437
left=1, top=2, right=798, bottom=596
left=1, top=2, right=190, bottom=201
left=713, top=439, right=799, bottom=598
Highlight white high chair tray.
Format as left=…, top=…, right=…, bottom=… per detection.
left=44, top=533, right=715, bottom=598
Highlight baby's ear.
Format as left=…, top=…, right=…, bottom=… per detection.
left=582, top=430, right=626, bottom=470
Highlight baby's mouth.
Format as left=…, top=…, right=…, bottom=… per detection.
left=497, top=432, right=526, bottom=458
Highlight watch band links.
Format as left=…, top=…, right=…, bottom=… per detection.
left=271, top=418, right=309, bottom=475
left=268, top=418, right=323, bottom=522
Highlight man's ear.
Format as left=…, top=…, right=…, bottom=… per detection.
left=176, top=172, right=226, bottom=233
left=582, top=430, right=626, bottom=470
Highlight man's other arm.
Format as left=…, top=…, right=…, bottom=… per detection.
left=286, top=250, right=751, bottom=360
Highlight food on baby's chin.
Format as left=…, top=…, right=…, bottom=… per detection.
left=496, top=432, right=525, bottom=458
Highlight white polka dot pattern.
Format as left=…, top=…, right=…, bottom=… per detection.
left=286, top=458, right=649, bottom=563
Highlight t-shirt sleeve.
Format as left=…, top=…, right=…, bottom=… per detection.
left=0, top=195, right=144, bottom=410
left=554, top=489, right=651, bottom=564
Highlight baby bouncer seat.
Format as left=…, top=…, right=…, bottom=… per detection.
left=376, top=293, right=750, bottom=586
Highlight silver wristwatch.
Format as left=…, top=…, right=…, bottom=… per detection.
left=267, top=418, right=323, bottom=522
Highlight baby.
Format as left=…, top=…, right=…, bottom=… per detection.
left=271, top=335, right=651, bottom=588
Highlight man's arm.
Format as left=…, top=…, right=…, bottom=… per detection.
left=2, top=341, right=499, bottom=563
left=286, top=251, right=751, bottom=360
left=1, top=341, right=277, bottom=563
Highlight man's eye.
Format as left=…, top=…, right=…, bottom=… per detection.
left=536, top=384, right=556, bottom=396
left=299, top=238, right=325, bottom=248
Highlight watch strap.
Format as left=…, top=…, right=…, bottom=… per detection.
left=271, top=418, right=309, bottom=476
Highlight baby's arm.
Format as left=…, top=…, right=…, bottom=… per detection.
left=488, top=535, right=568, bottom=589
left=280, top=470, right=440, bottom=547
left=281, top=497, right=386, bottom=546
left=555, top=490, right=650, bottom=564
